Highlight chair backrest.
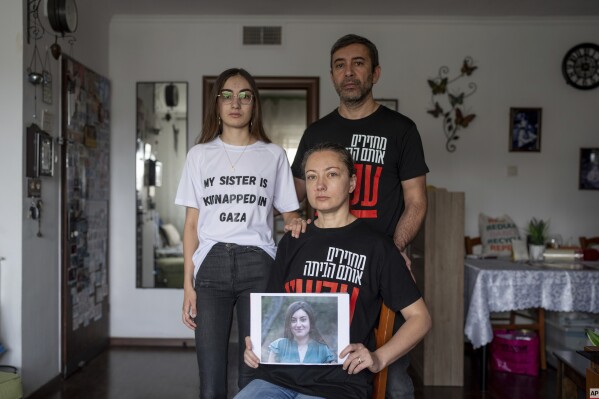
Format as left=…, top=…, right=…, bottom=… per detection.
left=579, top=236, right=599, bottom=249
left=371, top=303, right=395, bottom=399
left=464, top=236, right=482, bottom=255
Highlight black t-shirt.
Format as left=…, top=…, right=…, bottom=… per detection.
left=256, top=220, right=421, bottom=399
left=291, top=106, right=429, bottom=237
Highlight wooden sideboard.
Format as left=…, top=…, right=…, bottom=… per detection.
left=410, top=187, right=464, bottom=386
left=584, top=347, right=599, bottom=399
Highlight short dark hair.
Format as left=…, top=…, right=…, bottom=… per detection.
left=301, top=142, right=356, bottom=178
left=330, top=34, right=379, bottom=72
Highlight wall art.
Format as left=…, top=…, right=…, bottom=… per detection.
left=509, top=107, right=542, bottom=152
left=427, top=57, right=478, bottom=152
left=579, top=148, right=599, bottom=190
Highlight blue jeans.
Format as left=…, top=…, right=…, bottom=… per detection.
left=194, top=243, right=274, bottom=399
left=234, top=379, right=325, bottom=399
left=385, top=352, right=414, bottom=399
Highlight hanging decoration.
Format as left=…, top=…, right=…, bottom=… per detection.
left=26, top=0, right=44, bottom=45
left=426, top=57, right=478, bottom=152
left=27, top=39, right=44, bottom=120
left=27, top=41, right=44, bottom=85
left=51, top=36, right=63, bottom=60
left=42, top=47, right=53, bottom=105
left=26, top=0, right=78, bottom=119
left=27, top=0, right=77, bottom=56
left=173, top=125, right=180, bottom=154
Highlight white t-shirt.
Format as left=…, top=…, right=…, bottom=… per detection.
left=175, top=137, right=300, bottom=278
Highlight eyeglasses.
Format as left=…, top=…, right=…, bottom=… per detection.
left=217, top=90, right=254, bottom=105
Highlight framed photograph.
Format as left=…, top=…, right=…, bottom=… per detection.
left=579, top=148, right=599, bottom=190
left=26, top=123, right=54, bottom=177
left=83, top=124, right=97, bottom=148
left=376, top=98, right=398, bottom=111
left=250, top=293, right=350, bottom=365
left=509, top=107, right=542, bottom=152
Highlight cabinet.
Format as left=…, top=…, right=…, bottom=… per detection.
left=585, top=347, right=599, bottom=399
left=410, top=188, right=464, bottom=386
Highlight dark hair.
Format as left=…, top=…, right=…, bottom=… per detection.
left=330, top=34, right=379, bottom=73
left=283, top=301, right=327, bottom=344
left=301, top=142, right=356, bottom=178
left=196, top=68, right=271, bottom=144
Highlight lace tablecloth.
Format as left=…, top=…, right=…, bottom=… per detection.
left=464, top=258, right=599, bottom=349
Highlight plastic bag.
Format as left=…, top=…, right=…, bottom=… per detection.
left=490, top=329, right=539, bottom=376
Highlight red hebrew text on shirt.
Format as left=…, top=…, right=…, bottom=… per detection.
left=283, top=246, right=367, bottom=323
left=347, top=134, right=386, bottom=219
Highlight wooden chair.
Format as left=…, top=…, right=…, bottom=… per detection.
left=464, top=236, right=547, bottom=370
left=371, top=303, right=395, bottom=399
left=579, top=236, right=599, bottom=248
left=464, top=236, right=481, bottom=255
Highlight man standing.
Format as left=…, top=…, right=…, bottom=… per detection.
left=291, top=34, right=429, bottom=399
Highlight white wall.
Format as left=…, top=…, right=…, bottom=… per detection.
left=406, top=18, right=599, bottom=241
left=11, top=0, right=113, bottom=395
left=19, top=0, right=65, bottom=389
left=0, top=0, right=24, bottom=372
left=109, top=15, right=599, bottom=338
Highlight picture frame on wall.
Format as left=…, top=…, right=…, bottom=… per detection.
left=579, top=148, right=599, bottom=190
left=376, top=98, right=398, bottom=111
left=26, top=123, right=54, bottom=178
left=509, top=107, right=542, bottom=152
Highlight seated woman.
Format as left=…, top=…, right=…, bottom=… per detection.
left=268, top=301, right=336, bottom=364
left=235, top=142, right=432, bottom=399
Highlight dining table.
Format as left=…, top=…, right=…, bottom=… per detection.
left=464, top=257, right=599, bottom=389
left=465, top=258, right=599, bottom=349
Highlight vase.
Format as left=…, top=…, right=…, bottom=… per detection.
left=529, top=244, right=545, bottom=262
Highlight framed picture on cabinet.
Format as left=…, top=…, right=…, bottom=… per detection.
left=509, top=107, right=542, bottom=152
left=579, top=148, right=599, bottom=190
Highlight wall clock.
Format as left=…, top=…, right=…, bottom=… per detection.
left=561, top=42, right=599, bottom=90
left=47, top=0, right=78, bottom=35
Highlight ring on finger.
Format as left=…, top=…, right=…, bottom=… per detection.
left=357, top=357, right=362, bottom=364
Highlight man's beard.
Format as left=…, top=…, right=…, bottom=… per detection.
left=335, top=77, right=373, bottom=106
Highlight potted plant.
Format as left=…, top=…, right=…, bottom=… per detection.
left=587, top=328, right=599, bottom=346
left=527, top=217, right=549, bottom=261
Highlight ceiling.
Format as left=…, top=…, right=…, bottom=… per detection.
left=106, top=0, right=599, bottom=17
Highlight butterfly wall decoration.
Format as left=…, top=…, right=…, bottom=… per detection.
left=426, top=57, right=478, bottom=152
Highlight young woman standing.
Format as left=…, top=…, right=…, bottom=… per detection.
left=176, top=68, right=303, bottom=399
